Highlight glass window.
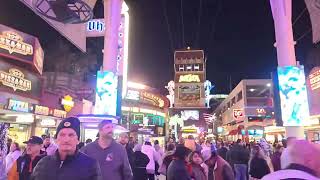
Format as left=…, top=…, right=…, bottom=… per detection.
left=178, top=64, right=184, bottom=71
left=246, top=85, right=271, bottom=97
left=237, top=91, right=243, bottom=101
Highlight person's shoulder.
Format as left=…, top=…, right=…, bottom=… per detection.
left=77, top=152, right=97, bottom=165
left=262, top=169, right=320, bottom=180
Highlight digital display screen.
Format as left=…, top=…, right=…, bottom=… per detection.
left=277, top=66, right=310, bottom=126
left=248, top=129, right=263, bottom=135
left=94, top=71, right=118, bottom=116
left=181, top=110, right=199, bottom=121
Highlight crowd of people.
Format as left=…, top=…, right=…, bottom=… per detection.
left=0, top=117, right=320, bottom=180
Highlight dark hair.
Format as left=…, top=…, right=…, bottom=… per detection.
left=167, top=143, right=175, bottom=151
left=236, top=139, right=242, bottom=144
left=275, top=144, right=282, bottom=151
left=13, top=142, right=20, bottom=151
left=154, top=140, right=159, bottom=145
left=188, top=135, right=194, bottom=140
left=188, top=151, right=202, bottom=163
left=145, top=141, right=152, bottom=146
left=174, top=146, right=191, bottom=160
left=221, top=142, right=225, bottom=147
left=41, top=134, right=50, bottom=140
left=85, top=139, right=93, bottom=144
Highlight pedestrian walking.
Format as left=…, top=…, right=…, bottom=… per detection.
left=132, top=144, right=150, bottom=180
left=167, top=146, right=192, bottom=180
left=5, top=142, right=21, bottom=174
left=217, top=142, right=228, bottom=161
left=8, top=136, right=45, bottom=180
left=270, top=144, right=283, bottom=171
left=158, top=143, right=175, bottom=176
left=227, top=139, right=249, bottom=180
left=249, top=145, right=270, bottom=180
left=141, top=137, right=160, bottom=180
left=202, top=145, right=234, bottom=180
left=41, top=135, right=57, bottom=156
left=31, top=117, right=102, bottom=180
left=119, top=132, right=134, bottom=169
left=188, top=151, right=207, bottom=180
left=81, top=120, right=133, bottom=180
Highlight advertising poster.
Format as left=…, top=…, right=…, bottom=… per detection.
left=94, top=71, right=118, bottom=116
left=178, top=84, right=201, bottom=102
left=306, top=67, right=320, bottom=116
left=0, top=24, right=44, bottom=74
left=277, top=66, right=310, bottom=126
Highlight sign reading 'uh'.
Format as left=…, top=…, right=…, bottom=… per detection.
left=0, top=31, right=33, bottom=55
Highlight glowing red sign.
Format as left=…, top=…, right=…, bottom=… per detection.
left=233, top=109, right=244, bottom=120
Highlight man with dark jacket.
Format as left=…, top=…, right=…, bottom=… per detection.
left=203, top=145, right=234, bottom=180
left=118, top=132, right=134, bottom=169
left=227, top=139, right=249, bottom=180
left=31, top=117, right=102, bottom=180
left=8, top=136, right=45, bottom=180
left=167, top=146, right=192, bottom=180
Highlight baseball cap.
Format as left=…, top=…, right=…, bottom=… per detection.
left=23, top=136, right=43, bottom=145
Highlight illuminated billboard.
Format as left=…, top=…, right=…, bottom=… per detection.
left=306, top=67, right=320, bottom=116
left=178, top=85, right=201, bottom=102
left=94, top=71, right=118, bottom=116
left=277, top=66, right=310, bottom=126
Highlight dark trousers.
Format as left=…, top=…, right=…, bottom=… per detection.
left=147, top=173, right=155, bottom=180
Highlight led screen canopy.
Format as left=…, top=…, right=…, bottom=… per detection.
left=277, top=66, right=310, bottom=126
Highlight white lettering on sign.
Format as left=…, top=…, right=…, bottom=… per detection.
left=256, top=108, right=266, bottom=114
left=0, top=68, right=32, bottom=91
left=179, top=74, right=201, bottom=83
left=87, top=20, right=105, bottom=32
left=0, top=32, right=33, bottom=55
left=310, top=73, right=320, bottom=90
left=126, top=90, right=140, bottom=100
left=40, top=119, right=56, bottom=126
left=7, top=99, right=29, bottom=112
left=233, top=109, right=244, bottom=120
left=53, top=109, right=67, bottom=119
left=34, top=105, right=50, bottom=116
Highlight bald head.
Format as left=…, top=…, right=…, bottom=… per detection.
left=287, top=140, right=320, bottom=176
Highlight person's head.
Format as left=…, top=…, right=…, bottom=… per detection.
left=154, top=140, right=159, bottom=145
left=178, top=137, right=185, bottom=145
left=42, top=135, right=51, bottom=147
left=118, top=132, right=129, bottom=145
left=85, top=139, right=93, bottom=144
left=98, top=120, right=114, bottom=139
left=168, top=137, right=174, bottom=143
left=221, top=142, right=225, bottom=147
left=236, top=139, right=242, bottom=145
left=7, top=138, right=12, bottom=144
left=133, top=144, right=143, bottom=152
left=251, top=145, right=265, bottom=159
left=55, top=117, right=81, bottom=154
left=173, top=146, right=191, bottom=161
left=286, top=137, right=297, bottom=147
left=10, top=142, right=20, bottom=152
left=189, top=151, right=203, bottom=165
left=23, top=136, right=43, bottom=156
left=287, top=140, right=320, bottom=176
left=275, top=144, right=283, bottom=153
left=77, top=142, right=85, bottom=149
left=203, top=150, right=217, bottom=168
left=205, top=139, right=211, bottom=146
left=167, top=143, right=175, bottom=151
left=187, top=135, right=194, bottom=140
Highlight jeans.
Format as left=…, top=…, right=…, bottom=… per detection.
left=234, top=164, right=247, bottom=180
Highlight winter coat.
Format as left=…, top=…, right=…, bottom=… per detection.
left=141, top=144, right=160, bottom=174
left=217, top=147, right=228, bottom=161
left=249, top=157, right=270, bottom=179
left=158, top=151, right=175, bottom=175
left=5, top=150, right=21, bottom=173
left=262, top=163, right=319, bottom=180
left=132, top=151, right=150, bottom=180
left=167, top=159, right=191, bottom=180
left=270, top=152, right=281, bottom=171
left=210, top=156, right=234, bottom=180
left=190, top=164, right=207, bottom=180
left=228, top=144, right=250, bottom=166
left=31, top=151, right=102, bottom=180
left=8, top=154, right=45, bottom=180
left=125, top=144, right=135, bottom=169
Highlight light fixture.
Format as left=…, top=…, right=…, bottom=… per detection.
left=249, top=88, right=255, bottom=92
left=266, top=83, right=271, bottom=87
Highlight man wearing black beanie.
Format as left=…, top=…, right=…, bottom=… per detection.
left=31, top=117, right=102, bottom=180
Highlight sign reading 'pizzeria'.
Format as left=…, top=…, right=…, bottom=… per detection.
left=0, top=68, right=31, bottom=91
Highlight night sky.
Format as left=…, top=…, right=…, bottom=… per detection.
left=0, top=0, right=314, bottom=94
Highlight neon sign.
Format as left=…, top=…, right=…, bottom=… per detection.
left=34, top=105, right=50, bottom=116
left=0, top=31, right=33, bottom=55
left=61, top=95, right=75, bottom=112
left=233, top=109, right=244, bottom=120
left=256, top=108, right=266, bottom=114
left=309, top=68, right=320, bottom=90
left=87, top=19, right=105, bottom=32
left=141, top=92, right=165, bottom=108
left=0, top=68, right=31, bottom=92
left=7, top=99, right=30, bottom=113
left=179, top=74, right=201, bottom=83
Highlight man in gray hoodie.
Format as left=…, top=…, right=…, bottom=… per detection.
left=81, top=120, right=133, bottom=180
